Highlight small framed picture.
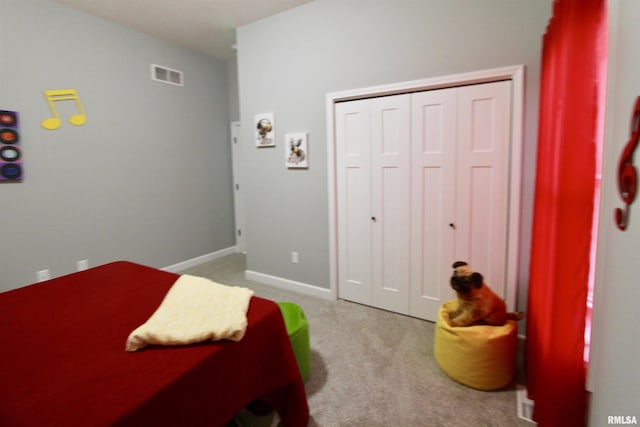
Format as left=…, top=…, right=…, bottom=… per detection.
left=255, top=113, right=275, bottom=147
left=285, top=132, right=308, bottom=169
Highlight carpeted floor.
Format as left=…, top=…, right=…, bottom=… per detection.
left=180, top=253, right=534, bottom=427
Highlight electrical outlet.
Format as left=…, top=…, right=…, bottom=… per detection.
left=77, top=260, right=89, bottom=271
left=291, top=252, right=299, bottom=264
left=36, top=269, right=50, bottom=282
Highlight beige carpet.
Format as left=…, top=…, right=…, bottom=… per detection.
left=180, top=253, right=534, bottom=427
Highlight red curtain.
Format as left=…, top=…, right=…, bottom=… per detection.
left=526, top=0, right=607, bottom=426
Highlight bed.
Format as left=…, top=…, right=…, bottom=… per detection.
left=0, top=261, right=309, bottom=427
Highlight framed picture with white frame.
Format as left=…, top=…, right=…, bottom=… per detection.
left=285, top=132, right=308, bottom=169
left=255, top=113, right=275, bottom=147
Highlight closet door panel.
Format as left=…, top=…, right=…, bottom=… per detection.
left=336, top=100, right=372, bottom=305
left=335, top=79, right=514, bottom=321
left=370, top=95, right=411, bottom=313
left=409, top=88, right=457, bottom=320
left=456, top=81, right=511, bottom=298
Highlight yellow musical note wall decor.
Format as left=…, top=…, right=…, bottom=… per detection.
left=41, top=89, right=87, bottom=130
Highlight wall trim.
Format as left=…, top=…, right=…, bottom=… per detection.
left=162, top=247, right=334, bottom=301
left=162, top=246, right=238, bottom=273
left=245, top=270, right=334, bottom=300
left=326, top=65, right=525, bottom=312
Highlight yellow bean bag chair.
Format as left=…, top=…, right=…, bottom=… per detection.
left=434, top=300, right=517, bottom=390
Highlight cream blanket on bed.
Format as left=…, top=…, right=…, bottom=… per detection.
left=125, top=275, right=254, bottom=352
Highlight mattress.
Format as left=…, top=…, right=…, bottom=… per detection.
left=0, top=261, right=309, bottom=427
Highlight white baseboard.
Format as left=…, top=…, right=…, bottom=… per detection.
left=516, top=385, right=536, bottom=423
left=245, top=270, right=335, bottom=300
left=162, top=246, right=238, bottom=273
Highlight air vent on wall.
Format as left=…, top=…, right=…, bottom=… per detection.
left=151, top=64, right=183, bottom=86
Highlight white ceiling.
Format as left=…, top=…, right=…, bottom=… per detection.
left=54, top=0, right=314, bottom=60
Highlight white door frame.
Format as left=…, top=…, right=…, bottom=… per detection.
left=326, top=65, right=525, bottom=310
left=231, top=121, right=247, bottom=253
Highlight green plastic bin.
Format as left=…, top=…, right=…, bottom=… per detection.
left=278, top=302, right=310, bottom=383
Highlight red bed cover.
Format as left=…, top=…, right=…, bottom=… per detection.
left=0, top=261, right=309, bottom=427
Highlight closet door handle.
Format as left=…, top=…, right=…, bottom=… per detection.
left=449, top=223, right=456, bottom=229
left=371, top=216, right=377, bottom=222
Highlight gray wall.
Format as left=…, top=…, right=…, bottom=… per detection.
left=0, top=0, right=234, bottom=290
left=237, top=0, right=551, bottom=312
left=589, top=0, right=640, bottom=422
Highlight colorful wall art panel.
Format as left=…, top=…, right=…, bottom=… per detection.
left=0, top=110, right=22, bottom=181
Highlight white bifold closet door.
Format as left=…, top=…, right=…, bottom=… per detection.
left=335, top=80, right=511, bottom=321
left=335, top=94, right=412, bottom=314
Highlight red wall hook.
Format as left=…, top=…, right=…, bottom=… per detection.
left=615, top=96, right=640, bottom=230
